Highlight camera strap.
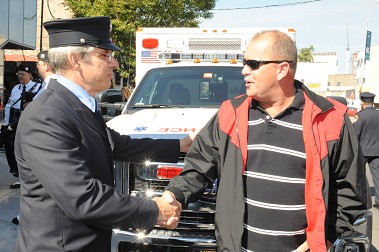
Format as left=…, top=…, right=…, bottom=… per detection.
left=28, top=82, right=42, bottom=94
left=33, top=82, right=44, bottom=94
left=9, top=97, right=22, bottom=109
left=9, top=82, right=41, bottom=109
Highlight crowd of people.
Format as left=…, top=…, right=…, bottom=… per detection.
left=0, top=15, right=377, bottom=252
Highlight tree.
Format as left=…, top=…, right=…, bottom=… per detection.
left=64, top=0, right=216, bottom=86
left=298, top=45, right=314, bottom=62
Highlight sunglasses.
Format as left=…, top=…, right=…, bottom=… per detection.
left=242, top=59, right=293, bottom=70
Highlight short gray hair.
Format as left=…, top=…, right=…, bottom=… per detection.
left=48, top=46, right=95, bottom=74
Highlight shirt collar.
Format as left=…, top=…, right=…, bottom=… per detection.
left=250, top=89, right=305, bottom=110
left=55, top=74, right=97, bottom=113
left=291, top=89, right=305, bottom=109
left=21, top=80, right=36, bottom=89
left=44, top=74, right=57, bottom=85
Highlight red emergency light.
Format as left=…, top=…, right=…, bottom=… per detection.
left=156, top=166, right=183, bottom=179
left=142, top=38, right=159, bottom=49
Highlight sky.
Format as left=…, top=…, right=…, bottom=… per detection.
left=199, top=0, right=379, bottom=74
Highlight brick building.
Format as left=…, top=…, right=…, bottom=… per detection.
left=0, top=0, right=73, bottom=113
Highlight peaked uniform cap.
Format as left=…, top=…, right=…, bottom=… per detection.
left=360, top=92, right=376, bottom=103
left=37, top=50, right=49, bottom=62
left=17, top=64, right=33, bottom=74
left=43, top=16, right=121, bottom=51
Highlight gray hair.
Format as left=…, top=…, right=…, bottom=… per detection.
left=48, top=46, right=95, bottom=74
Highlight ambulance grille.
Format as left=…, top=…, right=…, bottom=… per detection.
left=189, top=38, right=241, bottom=50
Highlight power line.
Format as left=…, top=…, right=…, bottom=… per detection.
left=213, top=0, right=322, bottom=11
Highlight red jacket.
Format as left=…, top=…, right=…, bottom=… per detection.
left=168, top=81, right=368, bottom=251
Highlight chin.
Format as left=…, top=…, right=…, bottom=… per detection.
left=245, top=90, right=255, bottom=97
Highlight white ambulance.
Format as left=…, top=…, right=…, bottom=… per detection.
left=134, top=27, right=295, bottom=85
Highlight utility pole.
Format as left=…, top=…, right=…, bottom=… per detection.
left=39, top=0, right=44, bottom=51
left=345, top=23, right=350, bottom=74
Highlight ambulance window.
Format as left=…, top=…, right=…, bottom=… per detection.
left=129, top=66, right=245, bottom=109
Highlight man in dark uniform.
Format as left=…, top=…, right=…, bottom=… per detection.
left=14, top=16, right=192, bottom=252
left=354, top=92, right=379, bottom=209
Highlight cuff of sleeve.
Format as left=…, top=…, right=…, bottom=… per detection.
left=167, top=187, right=185, bottom=206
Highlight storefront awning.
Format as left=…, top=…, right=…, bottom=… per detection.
left=4, top=54, right=38, bottom=62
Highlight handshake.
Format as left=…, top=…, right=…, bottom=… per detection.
left=152, top=191, right=182, bottom=229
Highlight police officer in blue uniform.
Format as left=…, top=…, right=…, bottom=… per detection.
left=2, top=64, right=43, bottom=188
left=354, top=92, right=379, bottom=209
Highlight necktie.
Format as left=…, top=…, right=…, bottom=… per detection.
left=20, top=85, right=27, bottom=109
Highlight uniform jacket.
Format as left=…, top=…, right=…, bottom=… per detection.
left=168, top=81, right=368, bottom=251
left=354, top=106, right=379, bottom=157
left=14, top=80, right=180, bottom=252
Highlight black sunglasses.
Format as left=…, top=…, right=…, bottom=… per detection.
left=243, top=59, right=293, bottom=70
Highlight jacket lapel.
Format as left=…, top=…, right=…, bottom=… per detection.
left=48, top=80, right=109, bottom=142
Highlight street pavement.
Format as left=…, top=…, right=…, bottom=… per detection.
left=0, top=148, right=19, bottom=252
left=0, top=148, right=378, bottom=251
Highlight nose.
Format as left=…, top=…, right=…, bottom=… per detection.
left=110, top=57, right=119, bottom=69
left=241, top=65, right=251, bottom=77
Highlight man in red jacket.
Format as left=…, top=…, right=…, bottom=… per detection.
left=166, top=30, right=368, bottom=251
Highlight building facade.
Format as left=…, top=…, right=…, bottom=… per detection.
left=0, top=0, right=72, bottom=113
left=355, top=44, right=379, bottom=103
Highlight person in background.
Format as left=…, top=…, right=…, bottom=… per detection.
left=13, top=16, right=192, bottom=252
left=2, top=64, right=43, bottom=189
left=33, top=50, right=56, bottom=99
left=121, top=85, right=132, bottom=102
left=10, top=50, right=57, bottom=226
left=354, top=92, right=379, bottom=210
left=165, top=30, right=368, bottom=251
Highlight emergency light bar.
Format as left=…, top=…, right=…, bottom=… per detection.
left=160, top=52, right=244, bottom=63
left=142, top=38, right=159, bottom=49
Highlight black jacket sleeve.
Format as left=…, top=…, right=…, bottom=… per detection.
left=166, top=113, right=219, bottom=206
left=327, top=113, right=368, bottom=241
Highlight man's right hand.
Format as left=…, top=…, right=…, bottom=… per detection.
left=152, top=191, right=182, bottom=229
left=179, top=129, right=200, bottom=153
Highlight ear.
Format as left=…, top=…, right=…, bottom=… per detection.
left=67, top=51, right=80, bottom=69
left=46, top=64, right=53, bottom=72
left=276, top=62, right=290, bottom=81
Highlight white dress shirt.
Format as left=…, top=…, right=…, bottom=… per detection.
left=4, top=80, right=40, bottom=124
